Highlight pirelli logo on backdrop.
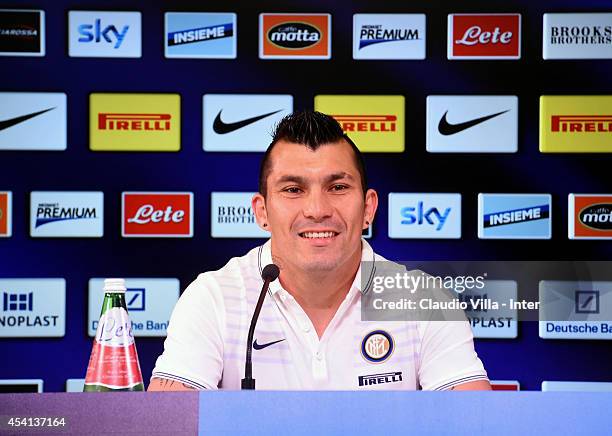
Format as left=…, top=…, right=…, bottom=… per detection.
left=540, top=96, right=612, bottom=152
left=314, top=95, right=404, bottom=152
left=89, top=93, right=180, bottom=151
left=0, top=191, right=11, bottom=237
left=259, top=13, right=331, bottom=59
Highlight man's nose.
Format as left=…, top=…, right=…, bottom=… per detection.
left=303, top=190, right=333, bottom=221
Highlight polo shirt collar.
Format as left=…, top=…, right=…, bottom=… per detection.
left=257, top=238, right=377, bottom=296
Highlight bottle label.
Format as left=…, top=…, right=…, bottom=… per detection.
left=84, top=307, right=143, bottom=389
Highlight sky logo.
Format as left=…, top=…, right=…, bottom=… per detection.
left=353, top=14, right=426, bottom=60
left=388, top=193, right=461, bottom=239
left=3, top=292, right=33, bottom=311
left=478, top=194, right=552, bottom=239
left=69, top=11, right=141, bottom=58
left=165, top=12, right=237, bottom=58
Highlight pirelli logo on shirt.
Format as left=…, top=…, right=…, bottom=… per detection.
left=89, top=93, right=181, bottom=151
left=314, top=95, right=405, bottom=152
left=540, top=96, right=612, bottom=152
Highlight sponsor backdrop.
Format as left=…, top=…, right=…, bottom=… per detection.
left=1, top=0, right=611, bottom=392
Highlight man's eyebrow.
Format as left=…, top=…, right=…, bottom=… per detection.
left=274, top=172, right=355, bottom=186
left=275, top=175, right=307, bottom=185
left=324, top=172, right=355, bottom=184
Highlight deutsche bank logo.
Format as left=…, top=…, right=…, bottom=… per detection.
left=478, top=194, right=552, bottom=239
left=126, top=288, right=145, bottom=311
left=69, top=11, right=141, bottom=58
left=388, top=193, right=461, bottom=239
left=3, top=292, right=33, bottom=311
left=165, top=12, right=236, bottom=58
left=427, top=96, right=518, bottom=153
left=353, top=14, right=426, bottom=60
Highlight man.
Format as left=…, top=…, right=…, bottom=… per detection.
left=149, top=110, right=490, bottom=391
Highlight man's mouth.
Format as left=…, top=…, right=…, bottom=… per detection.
left=299, top=231, right=339, bottom=239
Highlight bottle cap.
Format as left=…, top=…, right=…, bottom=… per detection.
left=103, top=278, right=126, bottom=293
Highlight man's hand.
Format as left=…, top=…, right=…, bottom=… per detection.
left=148, top=378, right=199, bottom=391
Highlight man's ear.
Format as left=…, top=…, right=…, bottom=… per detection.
left=252, top=193, right=269, bottom=231
left=363, top=188, right=379, bottom=230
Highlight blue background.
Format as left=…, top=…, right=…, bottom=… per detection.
left=1, top=0, right=611, bottom=392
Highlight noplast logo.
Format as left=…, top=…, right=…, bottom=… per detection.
left=68, top=11, right=141, bottom=57
left=0, top=191, right=12, bottom=237
left=540, top=96, right=612, bottom=153
left=448, top=14, right=521, bottom=59
left=569, top=194, right=612, bottom=240
left=314, top=95, right=405, bottom=152
left=89, top=93, right=180, bottom=151
left=122, top=192, right=193, bottom=238
left=388, top=193, right=461, bottom=239
left=259, top=13, right=331, bottom=59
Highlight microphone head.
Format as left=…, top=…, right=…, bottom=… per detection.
left=261, top=264, right=280, bottom=282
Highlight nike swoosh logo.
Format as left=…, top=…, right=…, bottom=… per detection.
left=213, top=109, right=282, bottom=134
left=253, top=338, right=286, bottom=350
left=438, top=110, right=509, bottom=136
left=0, top=107, right=56, bottom=132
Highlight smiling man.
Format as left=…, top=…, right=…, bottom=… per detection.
left=149, top=110, right=490, bottom=391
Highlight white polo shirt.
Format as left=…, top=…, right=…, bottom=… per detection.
left=151, top=240, right=488, bottom=390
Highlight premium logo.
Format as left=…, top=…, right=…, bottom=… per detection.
left=122, top=192, right=193, bottom=238
left=543, top=13, right=612, bottom=59
left=69, top=11, right=141, bottom=57
left=203, top=94, right=292, bottom=151
left=478, top=194, right=552, bottom=239
left=0, top=191, right=11, bottom=237
left=259, top=13, right=331, bottom=59
left=358, top=371, right=403, bottom=386
left=0, top=279, right=65, bottom=337
left=314, top=95, right=405, bottom=152
left=539, top=280, right=612, bottom=340
left=448, top=13, right=521, bottom=59
left=427, top=96, right=518, bottom=152
left=569, top=194, right=612, bottom=239
left=0, top=92, right=67, bottom=151
left=540, top=96, right=612, bottom=152
left=30, top=191, right=104, bottom=238
left=90, top=93, right=180, bottom=151
left=0, top=9, right=44, bottom=56
left=88, top=278, right=179, bottom=337
left=211, top=192, right=268, bottom=238
left=388, top=193, right=461, bottom=239
left=165, top=12, right=236, bottom=59
left=353, top=14, right=425, bottom=60
left=361, top=330, right=394, bottom=363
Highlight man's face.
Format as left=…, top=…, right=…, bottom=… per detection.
left=252, top=140, right=378, bottom=274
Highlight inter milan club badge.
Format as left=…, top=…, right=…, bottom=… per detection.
left=361, top=330, right=394, bottom=363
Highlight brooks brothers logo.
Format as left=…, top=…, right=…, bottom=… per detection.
left=361, top=330, right=394, bottom=363
left=213, top=109, right=282, bottom=134
left=253, top=338, right=286, bottom=350
left=358, top=371, right=403, bottom=387
left=543, top=13, right=612, bottom=59
left=438, top=110, right=508, bottom=135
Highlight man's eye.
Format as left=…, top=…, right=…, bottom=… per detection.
left=283, top=187, right=302, bottom=194
left=331, top=184, right=348, bottom=191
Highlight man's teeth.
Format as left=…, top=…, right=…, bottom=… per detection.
left=301, top=231, right=335, bottom=239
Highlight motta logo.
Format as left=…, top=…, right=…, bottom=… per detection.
left=569, top=194, right=612, bottom=239
left=448, top=14, right=521, bottom=59
left=259, top=13, right=331, bottom=59
left=122, top=192, right=193, bottom=237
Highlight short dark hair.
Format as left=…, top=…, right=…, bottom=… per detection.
left=258, top=110, right=367, bottom=197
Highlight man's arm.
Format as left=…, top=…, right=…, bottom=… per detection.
left=148, top=377, right=198, bottom=391
left=451, top=380, right=492, bottom=391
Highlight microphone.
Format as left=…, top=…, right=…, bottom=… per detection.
left=241, top=264, right=280, bottom=390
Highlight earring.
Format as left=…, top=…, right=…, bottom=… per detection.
left=263, top=223, right=268, bottom=227
left=365, top=221, right=369, bottom=226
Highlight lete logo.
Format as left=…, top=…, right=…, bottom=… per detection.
left=122, top=192, right=193, bottom=237
left=448, top=14, right=521, bottom=59
left=78, top=19, right=129, bottom=49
